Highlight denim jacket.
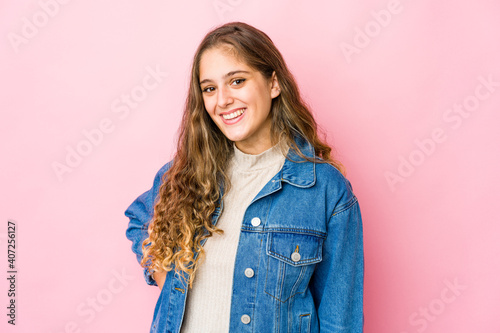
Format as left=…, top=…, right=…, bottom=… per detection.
left=125, top=136, right=364, bottom=333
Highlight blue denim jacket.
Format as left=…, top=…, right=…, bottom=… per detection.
left=125, top=136, right=364, bottom=332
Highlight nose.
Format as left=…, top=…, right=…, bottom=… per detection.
left=217, top=86, right=233, bottom=109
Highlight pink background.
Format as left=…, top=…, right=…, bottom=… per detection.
left=1, top=0, right=499, bottom=332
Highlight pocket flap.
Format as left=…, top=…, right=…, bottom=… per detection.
left=266, top=232, right=323, bottom=266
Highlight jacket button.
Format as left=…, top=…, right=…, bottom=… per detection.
left=251, top=217, right=261, bottom=226
left=241, top=314, right=251, bottom=324
left=244, top=268, right=254, bottom=278
left=291, top=252, right=301, bottom=262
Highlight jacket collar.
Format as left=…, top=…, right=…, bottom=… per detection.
left=213, top=135, right=316, bottom=226
left=279, top=134, right=316, bottom=188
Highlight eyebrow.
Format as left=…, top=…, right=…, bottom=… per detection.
left=199, top=70, right=250, bottom=85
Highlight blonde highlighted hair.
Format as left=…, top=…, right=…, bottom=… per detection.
left=141, top=22, right=344, bottom=287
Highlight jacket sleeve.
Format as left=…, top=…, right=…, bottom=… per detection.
left=310, top=195, right=364, bottom=332
left=124, top=162, right=171, bottom=286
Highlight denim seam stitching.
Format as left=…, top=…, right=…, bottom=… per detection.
left=331, top=196, right=358, bottom=218
left=267, top=251, right=322, bottom=266
left=250, top=237, right=264, bottom=331
left=264, top=228, right=327, bottom=238
left=240, top=227, right=327, bottom=238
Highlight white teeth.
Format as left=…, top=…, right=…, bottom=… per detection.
left=222, top=108, right=245, bottom=120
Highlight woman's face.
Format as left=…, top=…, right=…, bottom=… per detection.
left=199, top=46, right=280, bottom=155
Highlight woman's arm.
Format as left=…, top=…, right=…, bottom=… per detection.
left=152, top=271, right=167, bottom=290
left=124, top=162, right=171, bottom=287
left=310, top=197, right=364, bottom=332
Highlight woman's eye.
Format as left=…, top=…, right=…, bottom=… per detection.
left=202, top=87, right=215, bottom=93
left=231, top=78, right=246, bottom=86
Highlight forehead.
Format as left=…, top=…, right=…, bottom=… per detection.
left=199, top=46, right=253, bottom=80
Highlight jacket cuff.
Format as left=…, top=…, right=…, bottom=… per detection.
left=144, top=268, right=158, bottom=286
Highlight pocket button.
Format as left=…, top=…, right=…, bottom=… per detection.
left=291, top=252, right=301, bottom=262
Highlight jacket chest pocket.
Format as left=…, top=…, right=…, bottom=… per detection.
left=264, top=231, right=324, bottom=303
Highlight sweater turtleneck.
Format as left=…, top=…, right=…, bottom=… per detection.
left=230, top=141, right=287, bottom=173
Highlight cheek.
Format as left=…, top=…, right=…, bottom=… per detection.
left=252, top=86, right=271, bottom=106
left=254, top=92, right=272, bottom=116
left=205, top=96, right=219, bottom=114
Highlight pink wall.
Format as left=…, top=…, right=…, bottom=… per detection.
left=2, top=1, right=499, bottom=332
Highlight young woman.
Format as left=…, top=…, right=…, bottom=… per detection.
left=125, top=22, right=364, bottom=333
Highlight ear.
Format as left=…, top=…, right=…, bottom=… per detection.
left=269, top=71, right=281, bottom=99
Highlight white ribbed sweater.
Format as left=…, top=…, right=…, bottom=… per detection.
left=180, top=143, right=286, bottom=333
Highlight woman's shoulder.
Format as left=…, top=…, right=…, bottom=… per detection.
left=146, top=160, right=175, bottom=195
left=314, top=161, right=358, bottom=213
left=315, top=160, right=352, bottom=189
left=157, top=160, right=174, bottom=176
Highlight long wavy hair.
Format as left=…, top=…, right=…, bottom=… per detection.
left=141, top=22, right=344, bottom=287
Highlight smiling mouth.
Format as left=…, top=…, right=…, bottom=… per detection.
left=222, top=108, right=246, bottom=120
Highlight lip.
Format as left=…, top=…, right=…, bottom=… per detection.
left=219, top=107, right=246, bottom=125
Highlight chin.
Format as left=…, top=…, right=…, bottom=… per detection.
left=221, top=131, right=247, bottom=143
